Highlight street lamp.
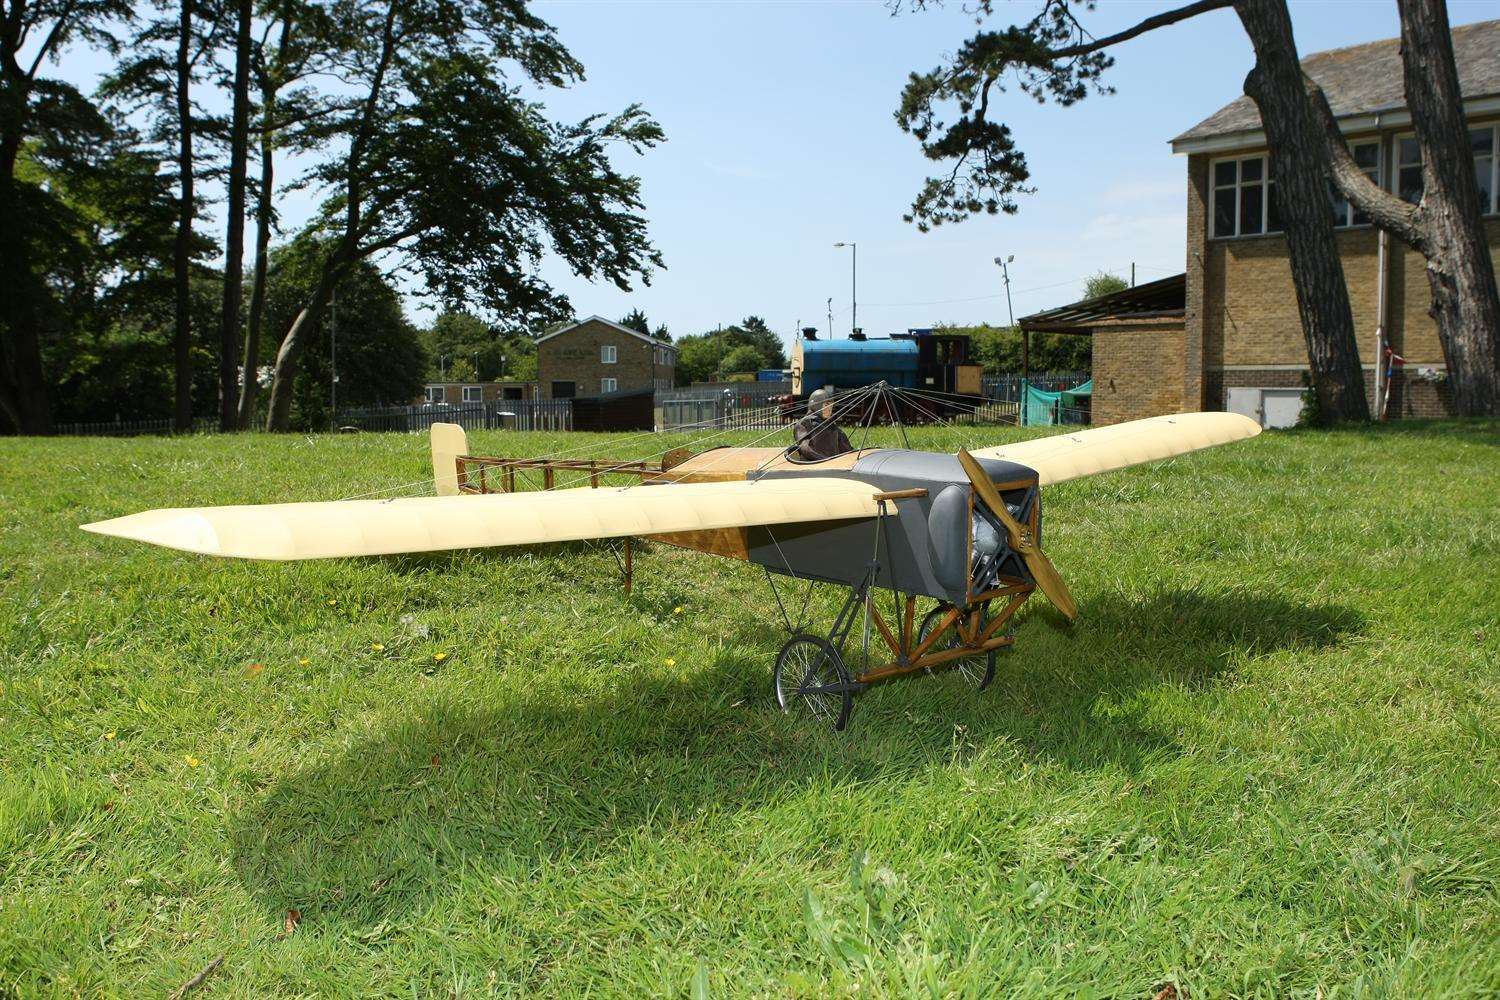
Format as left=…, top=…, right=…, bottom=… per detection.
left=994, top=254, right=1027, bottom=395
left=834, top=242, right=857, bottom=336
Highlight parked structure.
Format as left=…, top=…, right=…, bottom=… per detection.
left=536, top=316, right=677, bottom=400
left=1172, top=18, right=1500, bottom=425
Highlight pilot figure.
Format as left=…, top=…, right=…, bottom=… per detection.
left=792, top=387, right=853, bottom=461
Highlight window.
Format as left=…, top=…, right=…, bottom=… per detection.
left=462, top=386, right=483, bottom=403
left=1211, top=155, right=1281, bottom=238
left=1398, top=127, right=1498, bottom=213
left=1330, top=139, right=1382, bottom=226
left=1474, top=126, right=1497, bottom=214
left=601, top=344, right=617, bottom=364
left=424, top=385, right=445, bottom=403
left=601, top=377, right=618, bottom=394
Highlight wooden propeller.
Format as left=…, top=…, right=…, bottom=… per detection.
left=957, top=448, right=1077, bottom=621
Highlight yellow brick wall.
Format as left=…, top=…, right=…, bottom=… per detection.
left=537, top=319, right=676, bottom=399
left=1091, top=320, right=1188, bottom=425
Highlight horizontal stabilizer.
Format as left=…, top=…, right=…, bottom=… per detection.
left=970, top=412, right=1261, bottom=485
left=81, top=478, right=881, bottom=561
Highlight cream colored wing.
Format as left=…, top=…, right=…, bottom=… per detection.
left=81, top=479, right=880, bottom=561
left=969, top=412, right=1261, bottom=485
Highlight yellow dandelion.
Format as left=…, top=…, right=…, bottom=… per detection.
left=104, top=731, right=117, bottom=741
left=184, top=755, right=201, bottom=768
left=664, top=657, right=676, bottom=667
left=371, top=643, right=385, bottom=652
left=433, top=652, right=448, bottom=662
left=673, top=606, right=684, bottom=614
left=327, top=599, right=338, bottom=607
left=298, top=658, right=310, bottom=666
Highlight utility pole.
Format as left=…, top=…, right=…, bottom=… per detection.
left=827, top=297, right=833, bottom=339
left=1131, top=262, right=1136, bottom=287
left=834, top=241, right=857, bottom=334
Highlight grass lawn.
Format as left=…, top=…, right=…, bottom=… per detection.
left=2, top=420, right=1498, bottom=997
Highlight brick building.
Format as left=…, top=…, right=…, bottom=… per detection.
left=535, top=316, right=677, bottom=400
left=416, top=380, right=535, bottom=405
left=1026, top=19, right=1500, bottom=427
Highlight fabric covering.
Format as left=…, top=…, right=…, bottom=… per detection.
left=1022, top=379, right=1093, bottom=426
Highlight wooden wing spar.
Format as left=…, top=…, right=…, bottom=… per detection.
left=80, top=479, right=881, bottom=561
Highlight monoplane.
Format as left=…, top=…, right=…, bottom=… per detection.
left=83, top=390, right=1260, bottom=730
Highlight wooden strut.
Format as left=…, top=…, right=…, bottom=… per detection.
left=854, top=585, right=1034, bottom=686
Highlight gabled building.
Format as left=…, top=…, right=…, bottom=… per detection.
left=535, top=316, right=677, bottom=400
left=1170, top=18, right=1500, bottom=424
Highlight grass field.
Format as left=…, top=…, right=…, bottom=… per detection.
left=2, top=420, right=1498, bottom=997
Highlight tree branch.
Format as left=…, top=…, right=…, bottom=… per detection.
left=1047, top=0, right=1234, bottom=58
left=1306, top=75, right=1426, bottom=250
left=24, top=0, right=75, bottom=79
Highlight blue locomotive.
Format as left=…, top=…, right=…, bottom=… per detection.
left=784, top=328, right=984, bottom=422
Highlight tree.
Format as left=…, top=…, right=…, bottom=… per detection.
left=720, top=343, right=770, bottom=376
left=261, top=0, right=664, bottom=430
left=236, top=2, right=336, bottom=428
left=1317, top=0, right=1500, bottom=415
left=257, top=235, right=425, bottom=428
left=1083, top=270, right=1128, bottom=299
left=897, top=0, right=1370, bottom=422
left=102, top=0, right=222, bottom=431
left=214, top=0, right=252, bottom=429
left=0, top=0, right=134, bottom=432
left=939, top=322, right=1089, bottom=374
left=421, top=309, right=535, bottom=381
left=619, top=307, right=650, bottom=335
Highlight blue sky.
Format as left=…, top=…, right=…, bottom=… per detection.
left=48, top=0, right=1498, bottom=346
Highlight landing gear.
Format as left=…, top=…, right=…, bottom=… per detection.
left=775, top=634, right=853, bottom=731
left=917, top=604, right=998, bottom=691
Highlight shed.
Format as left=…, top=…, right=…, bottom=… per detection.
left=1019, top=274, right=1187, bottom=426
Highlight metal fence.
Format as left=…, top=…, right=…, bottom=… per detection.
left=54, top=416, right=220, bottom=436
left=658, top=382, right=792, bottom=431
left=336, top=399, right=573, bottom=433
left=980, top=372, right=1088, bottom=401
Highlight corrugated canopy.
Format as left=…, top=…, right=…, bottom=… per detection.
left=1018, top=274, right=1185, bottom=334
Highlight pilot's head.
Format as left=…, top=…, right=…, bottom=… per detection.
left=808, top=388, right=834, bottom=419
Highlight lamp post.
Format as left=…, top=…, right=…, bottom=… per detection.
left=834, top=241, right=857, bottom=335
left=994, top=254, right=1023, bottom=380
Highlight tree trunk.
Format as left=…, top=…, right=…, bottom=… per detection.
left=172, top=0, right=195, bottom=432
left=1395, top=0, right=1500, bottom=415
left=237, top=22, right=290, bottom=430
left=0, top=93, right=55, bottom=434
left=264, top=259, right=340, bottom=431
left=217, top=0, right=254, bottom=430
left=1234, top=0, right=1370, bottom=423
left=238, top=107, right=274, bottom=429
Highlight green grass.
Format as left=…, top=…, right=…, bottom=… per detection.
left=2, top=420, right=1498, bottom=997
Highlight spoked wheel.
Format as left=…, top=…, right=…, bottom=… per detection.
left=918, top=605, right=997, bottom=692
left=774, top=633, right=853, bottom=731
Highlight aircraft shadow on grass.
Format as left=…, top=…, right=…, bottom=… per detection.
left=231, top=587, right=1360, bottom=931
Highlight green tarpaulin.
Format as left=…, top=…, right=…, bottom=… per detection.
left=1021, top=379, right=1092, bottom=426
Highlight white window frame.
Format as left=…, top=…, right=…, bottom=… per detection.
left=1330, top=138, right=1383, bottom=227
left=424, top=385, right=445, bottom=403
left=1396, top=125, right=1499, bottom=214
left=462, top=385, right=483, bottom=403
left=600, top=344, right=617, bottom=364
left=1209, top=153, right=1281, bottom=239
left=601, top=377, right=618, bottom=394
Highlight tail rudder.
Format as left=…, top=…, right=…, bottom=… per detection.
left=430, top=422, right=469, bottom=496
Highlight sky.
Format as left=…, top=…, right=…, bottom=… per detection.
left=47, top=0, right=1498, bottom=349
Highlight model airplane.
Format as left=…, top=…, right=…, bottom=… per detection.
left=82, top=409, right=1260, bottom=730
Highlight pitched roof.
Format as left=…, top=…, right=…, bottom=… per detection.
left=536, top=315, right=677, bottom=352
left=1173, top=18, right=1500, bottom=149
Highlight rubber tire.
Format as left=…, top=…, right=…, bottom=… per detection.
left=774, top=633, right=853, bottom=731
left=918, top=606, right=997, bottom=692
